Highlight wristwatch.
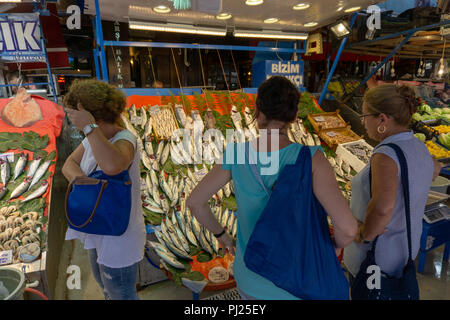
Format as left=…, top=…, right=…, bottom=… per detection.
left=82, top=123, right=99, bottom=136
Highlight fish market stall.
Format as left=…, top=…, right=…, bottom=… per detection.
left=0, top=89, right=65, bottom=298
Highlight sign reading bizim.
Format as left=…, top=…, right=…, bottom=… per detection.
left=0, top=13, right=43, bottom=62
left=266, top=60, right=304, bottom=89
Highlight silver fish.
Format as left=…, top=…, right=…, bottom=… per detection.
left=151, top=242, right=186, bottom=269
left=26, top=156, right=42, bottom=180
left=168, top=174, right=174, bottom=191
left=191, top=216, right=203, bottom=244
left=174, top=104, right=187, bottom=128
left=160, top=194, right=169, bottom=213
left=227, top=212, right=235, bottom=235
left=230, top=105, right=243, bottom=129
left=198, top=227, right=214, bottom=255
left=221, top=209, right=230, bottom=229
left=29, top=160, right=52, bottom=189
left=151, top=185, right=161, bottom=206
left=175, top=227, right=190, bottom=253
left=159, top=175, right=173, bottom=202
left=158, top=226, right=175, bottom=247
left=217, top=189, right=224, bottom=201
left=244, top=107, right=254, bottom=127
left=10, top=177, right=31, bottom=200
left=187, top=167, right=198, bottom=184
left=160, top=142, right=171, bottom=166
left=170, top=186, right=179, bottom=207
left=156, top=141, right=165, bottom=163
left=0, top=159, right=10, bottom=186
left=144, top=135, right=154, bottom=157
left=13, top=152, right=27, bottom=182
left=170, top=143, right=185, bottom=165
left=150, top=170, right=159, bottom=187
left=148, top=154, right=160, bottom=171
left=232, top=218, right=237, bottom=238
left=120, top=113, right=139, bottom=138
left=143, top=200, right=163, bottom=213
left=165, top=219, right=187, bottom=254
left=141, top=152, right=153, bottom=171
left=0, top=185, right=7, bottom=200
left=175, top=210, right=187, bottom=237
left=183, top=217, right=199, bottom=246
left=140, top=107, right=148, bottom=130
left=223, top=182, right=231, bottom=198
left=163, top=236, right=192, bottom=261
left=206, top=229, right=220, bottom=254
left=22, top=180, right=48, bottom=203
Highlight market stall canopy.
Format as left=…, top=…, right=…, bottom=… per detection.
left=85, top=0, right=383, bottom=33
left=345, top=31, right=450, bottom=59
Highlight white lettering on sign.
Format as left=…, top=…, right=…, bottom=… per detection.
left=270, top=61, right=301, bottom=74
left=0, top=22, right=14, bottom=51
left=13, top=22, right=40, bottom=51
left=267, top=74, right=303, bottom=87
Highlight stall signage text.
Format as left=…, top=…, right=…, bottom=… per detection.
left=265, top=60, right=304, bottom=89
left=0, top=14, right=42, bottom=55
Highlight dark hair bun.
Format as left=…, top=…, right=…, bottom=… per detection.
left=397, top=85, right=420, bottom=115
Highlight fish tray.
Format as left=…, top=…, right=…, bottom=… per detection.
left=307, top=110, right=347, bottom=133
left=336, top=139, right=374, bottom=173
left=148, top=104, right=179, bottom=142
left=318, top=127, right=361, bottom=152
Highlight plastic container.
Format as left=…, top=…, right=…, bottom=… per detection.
left=336, top=139, right=374, bottom=173
left=0, top=267, right=26, bottom=300
left=430, top=176, right=450, bottom=194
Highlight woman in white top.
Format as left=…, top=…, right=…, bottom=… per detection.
left=62, top=79, right=146, bottom=300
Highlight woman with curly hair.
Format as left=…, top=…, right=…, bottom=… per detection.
left=62, top=79, right=145, bottom=300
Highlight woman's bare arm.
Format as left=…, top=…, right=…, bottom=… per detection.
left=311, top=151, right=358, bottom=248
left=187, top=164, right=234, bottom=254
left=62, top=144, right=85, bottom=183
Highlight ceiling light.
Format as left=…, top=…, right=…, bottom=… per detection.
left=153, top=5, right=171, bottom=13
left=245, top=0, right=263, bottom=6
left=293, top=3, right=310, bottom=10
left=337, top=6, right=344, bottom=11
left=330, top=21, right=351, bottom=38
left=304, top=22, right=318, bottom=27
left=234, top=29, right=308, bottom=40
left=345, top=6, right=361, bottom=13
left=0, top=0, right=21, bottom=2
left=216, top=13, right=232, bottom=20
left=129, top=20, right=227, bottom=36
left=264, top=18, right=279, bottom=24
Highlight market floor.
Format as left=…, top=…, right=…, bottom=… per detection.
left=53, top=239, right=449, bottom=300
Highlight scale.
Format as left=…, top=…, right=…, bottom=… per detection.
left=424, top=203, right=450, bottom=224
left=424, top=190, right=450, bottom=224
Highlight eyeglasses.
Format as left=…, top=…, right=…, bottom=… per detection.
left=359, top=113, right=379, bottom=122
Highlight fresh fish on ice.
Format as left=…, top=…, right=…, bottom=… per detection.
left=29, top=159, right=52, bottom=189
left=13, top=152, right=27, bottom=182
left=22, top=180, right=48, bottom=203
left=27, top=156, right=42, bottom=180
left=0, top=159, right=10, bottom=186
left=10, top=177, right=31, bottom=200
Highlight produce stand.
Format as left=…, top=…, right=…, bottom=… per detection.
left=0, top=94, right=65, bottom=299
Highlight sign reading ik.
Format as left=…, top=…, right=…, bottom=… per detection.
left=0, top=14, right=42, bottom=53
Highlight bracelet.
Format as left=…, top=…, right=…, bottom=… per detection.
left=214, top=229, right=226, bottom=238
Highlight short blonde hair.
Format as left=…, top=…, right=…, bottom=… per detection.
left=63, top=79, right=126, bottom=124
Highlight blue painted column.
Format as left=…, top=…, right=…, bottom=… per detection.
left=94, top=0, right=109, bottom=81
left=318, top=12, right=358, bottom=106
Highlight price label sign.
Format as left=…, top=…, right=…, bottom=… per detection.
left=327, top=132, right=337, bottom=137
left=314, top=116, right=325, bottom=122
left=0, top=250, right=12, bottom=266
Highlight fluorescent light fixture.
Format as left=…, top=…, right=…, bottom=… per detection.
left=245, top=0, right=263, bottom=6
left=264, top=18, right=279, bottom=24
left=293, top=3, right=310, bottom=10
left=304, top=22, right=318, bottom=27
left=129, top=20, right=227, bottom=36
left=234, top=29, right=308, bottom=40
left=153, top=5, right=171, bottom=13
left=216, top=13, right=232, bottom=20
left=330, top=21, right=351, bottom=38
left=0, top=0, right=21, bottom=2
left=337, top=6, right=344, bottom=11
left=345, top=6, right=360, bottom=13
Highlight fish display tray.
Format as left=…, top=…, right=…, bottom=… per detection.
left=336, top=139, right=374, bottom=173
left=425, top=190, right=450, bottom=209
left=148, top=104, right=179, bottom=141
left=318, top=127, right=361, bottom=152
left=307, top=110, right=347, bottom=133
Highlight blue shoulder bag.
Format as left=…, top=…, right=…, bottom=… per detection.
left=65, top=165, right=132, bottom=236
left=243, top=143, right=350, bottom=300
left=351, top=143, right=419, bottom=300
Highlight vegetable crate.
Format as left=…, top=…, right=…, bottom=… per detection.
left=318, top=127, right=361, bottom=152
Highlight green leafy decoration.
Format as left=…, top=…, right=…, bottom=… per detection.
left=197, top=251, right=213, bottom=263
left=180, top=271, right=205, bottom=282
left=18, top=198, right=46, bottom=216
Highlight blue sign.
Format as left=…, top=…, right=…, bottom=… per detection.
left=253, top=60, right=305, bottom=90
left=0, top=13, right=43, bottom=62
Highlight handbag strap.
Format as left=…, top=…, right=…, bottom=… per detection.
left=245, top=142, right=271, bottom=196
left=65, top=177, right=109, bottom=228
left=368, top=143, right=413, bottom=262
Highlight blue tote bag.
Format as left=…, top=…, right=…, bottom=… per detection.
left=243, top=143, right=349, bottom=300
left=65, top=168, right=132, bottom=236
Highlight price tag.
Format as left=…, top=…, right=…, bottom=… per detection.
left=0, top=152, right=15, bottom=163
left=314, top=116, right=325, bottom=122
left=195, top=168, right=207, bottom=181
left=0, top=250, right=12, bottom=266
left=327, top=132, right=337, bottom=137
